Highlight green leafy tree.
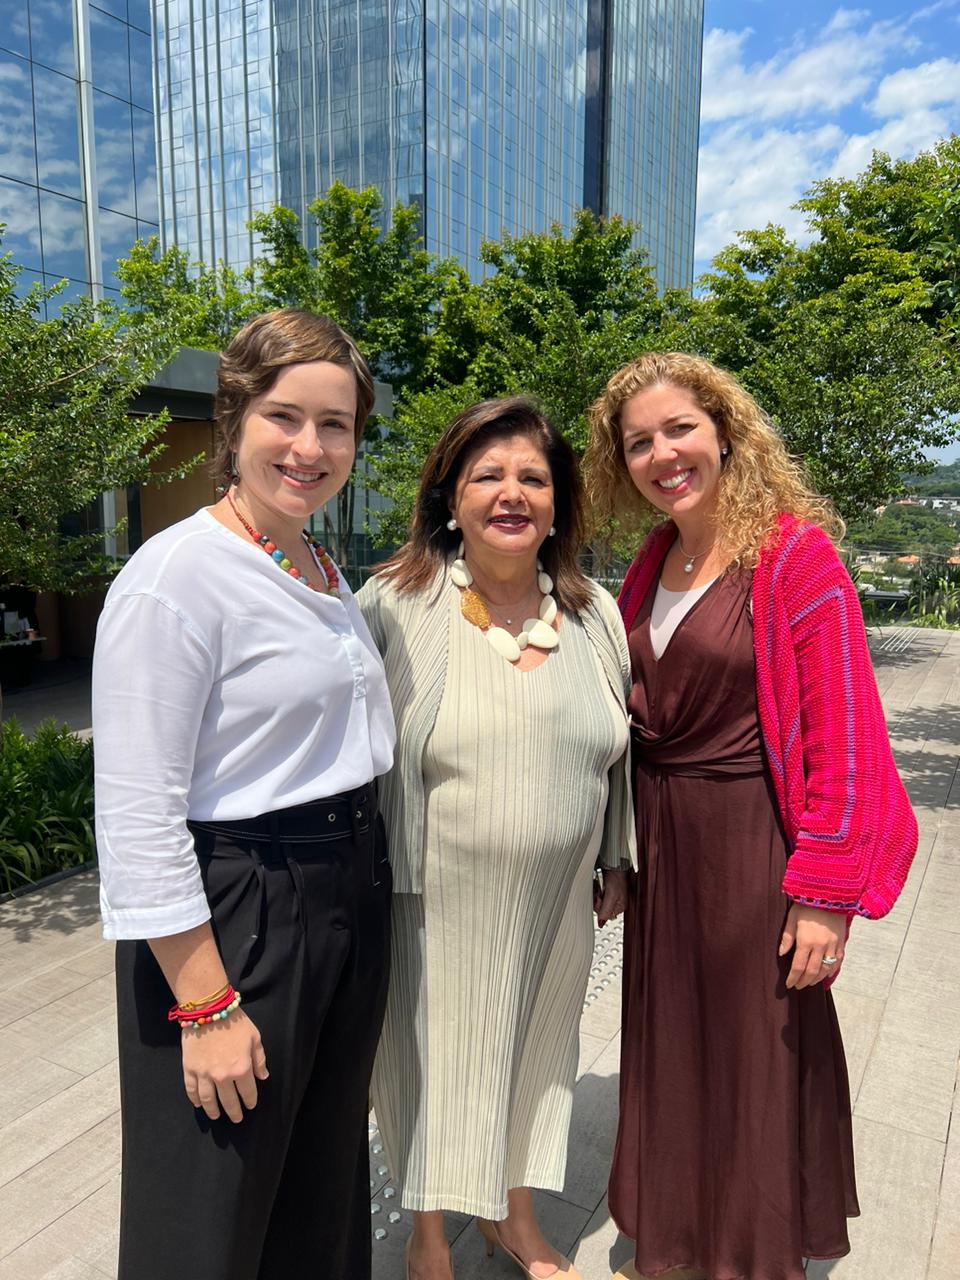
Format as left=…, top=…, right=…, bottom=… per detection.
left=115, top=187, right=475, bottom=568
left=797, top=136, right=960, bottom=327
left=906, top=461, right=960, bottom=496
left=249, top=186, right=474, bottom=564
left=116, top=237, right=257, bottom=350
left=673, top=157, right=960, bottom=517
left=366, top=212, right=669, bottom=542
left=249, top=184, right=470, bottom=392
left=107, top=149, right=960, bottom=549
left=0, top=251, right=190, bottom=596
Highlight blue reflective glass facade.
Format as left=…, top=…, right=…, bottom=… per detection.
left=424, top=0, right=587, bottom=268
left=605, top=0, right=702, bottom=289
left=0, top=0, right=160, bottom=301
left=156, top=0, right=702, bottom=288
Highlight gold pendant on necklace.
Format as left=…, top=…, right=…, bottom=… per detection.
left=460, top=590, right=491, bottom=629
left=453, top=555, right=559, bottom=663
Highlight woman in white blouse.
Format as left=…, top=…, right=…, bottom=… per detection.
left=92, top=310, right=395, bottom=1280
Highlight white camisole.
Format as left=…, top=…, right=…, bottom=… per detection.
left=649, top=578, right=718, bottom=659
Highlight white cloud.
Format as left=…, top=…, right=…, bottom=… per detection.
left=870, top=58, right=960, bottom=116
left=830, top=106, right=955, bottom=176
left=696, top=122, right=845, bottom=262
left=908, top=0, right=960, bottom=22
left=823, top=8, right=872, bottom=33
left=695, top=7, right=960, bottom=268
left=700, top=15, right=909, bottom=124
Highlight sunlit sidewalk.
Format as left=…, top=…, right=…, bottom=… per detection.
left=1, top=627, right=958, bottom=1280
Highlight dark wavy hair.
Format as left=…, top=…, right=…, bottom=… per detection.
left=375, top=396, right=591, bottom=613
left=212, top=309, right=375, bottom=487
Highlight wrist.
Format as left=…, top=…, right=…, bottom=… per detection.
left=169, top=986, right=242, bottom=1030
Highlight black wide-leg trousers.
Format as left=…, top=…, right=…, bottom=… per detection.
left=114, top=785, right=392, bottom=1280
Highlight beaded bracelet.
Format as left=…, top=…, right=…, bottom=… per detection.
left=180, top=991, right=242, bottom=1030
left=168, top=986, right=242, bottom=1030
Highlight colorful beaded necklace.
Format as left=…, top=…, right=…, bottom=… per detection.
left=226, top=490, right=340, bottom=596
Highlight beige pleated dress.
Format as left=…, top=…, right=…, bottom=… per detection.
left=371, top=594, right=628, bottom=1218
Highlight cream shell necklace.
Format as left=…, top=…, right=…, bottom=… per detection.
left=451, top=549, right=559, bottom=663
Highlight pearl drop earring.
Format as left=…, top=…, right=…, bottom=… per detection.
left=548, top=526, right=556, bottom=537
left=446, top=517, right=458, bottom=531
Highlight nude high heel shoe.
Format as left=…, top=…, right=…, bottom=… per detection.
left=406, top=1235, right=456, bottom=1280
left=477, top=1219, right=583, bottom=1280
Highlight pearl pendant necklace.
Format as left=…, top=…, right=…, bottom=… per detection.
left=678, top=538, right=714, bottom=575
left=451, top=548, right=558, bottom=663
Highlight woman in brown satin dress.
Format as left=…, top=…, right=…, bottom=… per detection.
left=584, top=353, right=916, bottom=1280
left=613, top=571, right=857, bottom=1279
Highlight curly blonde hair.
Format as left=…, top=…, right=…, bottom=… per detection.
left=584, top=352, right=843, bottom=566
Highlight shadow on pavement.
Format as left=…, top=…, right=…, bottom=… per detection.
left=0, top=868, right=101, bottom=943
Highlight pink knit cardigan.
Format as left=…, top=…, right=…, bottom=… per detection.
left=619, top=514, right=918, bottom=918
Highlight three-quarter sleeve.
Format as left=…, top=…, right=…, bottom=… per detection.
left=93, top=591, right=215, bottom=939
left=593, top=585, right=638, bottom=872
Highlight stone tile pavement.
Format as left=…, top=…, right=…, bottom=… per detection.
left=1, top=659, right=92, bottom=739
left=0, top=627, right=957, bottom=1279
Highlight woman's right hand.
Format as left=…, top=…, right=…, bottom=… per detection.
left=181, top=1009, right=269, bottom=1123
left=596, top=868, right=628, bottom=926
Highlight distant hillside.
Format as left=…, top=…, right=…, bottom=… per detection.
left=848, top=502, right=960, bottom=554
left=906, top=461, right=960, bottom=496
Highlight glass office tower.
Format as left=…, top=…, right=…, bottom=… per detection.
left=154, top=0, right=703, bottom=289
left=0, top=0, right=160, bottom=303
left=602, top=0, right=702, bottom=289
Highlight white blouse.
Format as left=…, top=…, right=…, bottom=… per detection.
left=92, top=508, right=395, bottom=941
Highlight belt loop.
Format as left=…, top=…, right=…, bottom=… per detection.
left=269, top=807, right=281, bottom=861
left=350, top=785, right=362, bottom=844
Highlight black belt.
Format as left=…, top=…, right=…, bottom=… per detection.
left=187, top=783, right=375, bottom=854
left=187, top=784, right=379, bottom=980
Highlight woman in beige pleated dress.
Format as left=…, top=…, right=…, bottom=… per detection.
left=358, top=397, right=634, bottom=1280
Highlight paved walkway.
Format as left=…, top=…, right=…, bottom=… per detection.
left=0, top=627, right=957, bottom=1279
left=1, top=659, right=92, bottom=739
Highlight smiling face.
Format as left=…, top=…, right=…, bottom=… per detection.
left=234, top=360, right=358, bottom=528
left=450, top=431, right=555, bottom=569
left=620, top=382, right=727, bottom=531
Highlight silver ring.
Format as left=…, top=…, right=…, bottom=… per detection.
left=821, top=956, right=839, bottom=967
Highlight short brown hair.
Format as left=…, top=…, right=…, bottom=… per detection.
left=212, top=309, right=375, bottom=486
left=376, top=396, right=591, bottom=613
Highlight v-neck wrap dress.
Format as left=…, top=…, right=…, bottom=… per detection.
left=610, top=569, right=858, bottom=1280
left=358, top=574, right=633, bottom=1220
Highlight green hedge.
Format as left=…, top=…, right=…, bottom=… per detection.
left=0, top=719, right=95, bottom=894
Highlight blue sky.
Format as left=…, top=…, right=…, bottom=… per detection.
left=697, top=1, right=960, bottom=461
left=697, top=0, right=960, bottom=266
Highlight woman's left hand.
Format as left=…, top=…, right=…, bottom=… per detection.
left=779, top=903, right=846, bottom=988
left=596, top=869, right=628, bottom=927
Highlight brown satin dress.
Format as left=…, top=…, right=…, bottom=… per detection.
left=609, top=570, right=859, bottom=1280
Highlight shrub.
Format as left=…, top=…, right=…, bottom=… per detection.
left=908, top=562, right=960, bottom=628
left=0, top=719, right=95, bottom=894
